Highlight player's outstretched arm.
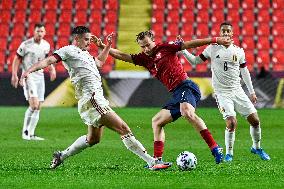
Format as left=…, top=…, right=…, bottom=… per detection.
left=181, top=37, right=231, bottom=50
left=240, top=66, right=257, bottom=103
left=95, top=33, right=114, bottom=67
left=11, top=55, right=22, bottom=88
left=181, top=50, right=204, bottom=65
left=48, top=64, right=56, bottom=81
left=19, top=56, right=57, bottom=86
left=92, top=34, right=133, bottom=63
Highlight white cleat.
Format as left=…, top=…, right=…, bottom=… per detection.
left=30, top=135, right=45, bottom=141
left=22, top=134, right=31, bottom=140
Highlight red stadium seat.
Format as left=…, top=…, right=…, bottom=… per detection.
left=29, top=10, right=42, bottom=23
left=152, top=23, right=164, bottom=38
left=90, top=0, right=103, bottom=10
left=196, top=62, right=208, bottom=72
left=227, top=0, right=240, bottom=9
left=272, top=10, right=284, bottom=22
left=11, top=24, right=26, bottom=37
left=241, top=0, right=255, bottom=9
left=59, top=10, right=72, bottom=23
left=180, top=56, right=193, bottom=72
left=167, top=0, right=180, bottom=10
left=180, top=24, right=193, bottom=37
left=60, top=0, right=73, bottom=10
left=104, top=11, right=118, bottom=24
left=44, top=23, right=56, bottom=37
left=211, top=10, right=224, bottom=23
left=45, top=0, right=58, bottom=10
left=0, top=51, right=5, bottom=71
left=272, top=36, right=283, bottom=50
left=232, top=36, right=241, bottom=46
left=196, top=11, right=209, bottom=23
left=272, top=0, right=284, bottom=9
left=257, top=10, right=270, bottom=22
left=44, top=35, right=54, bottom=47
left=272, top=23, right=284, bottom=36
left=75, top=0, right=89, bottom=10
left=181, top=0, right=194, bottom=10
left=8, top=37, right=23, bottom=51
left=55, top=61, right=66, bottom=73
left=256, top=37, right=270, bottom=50
left=257, top=23, right=270, bottom=36
left=257, top=50, right=270, bottom=64
left=105, top=0, right=119, bottom=10
left=57, top=23, right=71, bottom=37
left=30, top=0, right=43, bottom=10
left=196, top=1, right=209, bottom=10
left=152, top=9, right=165, bottom=23
left=89, top=23, right=101, bottom=36
left=0, top=0, right=13, bottom=10
left=0, top=10, right=11, bottom=23
left=212, top=0, right=225, bottom=10
left=242, top=10, right=255, bottom=22
left=43, top=10, right=57, bottom=24
left=0, top=24, right=10, bottom=37
left=227, top=9, right=240, bottom=23
left=242, top=36, right=255, bottom=50
left=210, top=23, right=220, bottom=36
left=245, top=50, right=255, bottom=70
left=257, top=0, right=271, bottom=9
left=165, top=23, right=179, bottom=37
left=166, top=9, right=180, bottom=23
left=14, top=0, right=28, bottom=10
left=181, top=9, right=194, bottom=24
left=153, top=0, right=165, bottom=10
left=272, top=50, right=284, bottom=64
left=241, top=23, right=255, bottom=36
left=89, top=10, right=102, bottom=25
left=103, top=24, right=117, bottom=35
left=0, top=37, right=7, bottom=51
left=196, top=23, right=209, bottom=37
left=74, top=10, right=88, bottom=25
left=56, top=37, right=70, bottom=49
left=13, top=10, right=26, bottom=23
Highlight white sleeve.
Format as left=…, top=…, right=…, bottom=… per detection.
left=181, top=50, right=203, bottom=65
left=16, top=42, right=25, bottom=57
left=240, top=67, right=255, bottom=94
left=54, top=46, right=69, bottom=61
left=202, top=45, right=212, bottom=59
left=239, top=48, right=246, bottom=65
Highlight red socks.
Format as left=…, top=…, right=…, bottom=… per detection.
left=154, top=141, right=164, bottom=158
left=200, top=129, right=218, bottom=150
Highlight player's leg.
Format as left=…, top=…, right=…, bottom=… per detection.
left=27, top=97, right=43, bottom=140
left=50, top=126, right=104, bottom=169
left=151, top=109, right=172, bottom=160
left=235, top=92, right=270, bottom=160
left=215, top=94, right=237, bottom=162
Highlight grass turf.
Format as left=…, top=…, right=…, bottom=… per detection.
left=0, top=107, right=283, bottom=188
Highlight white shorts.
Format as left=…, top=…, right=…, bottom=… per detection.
left=215, top=90, right=257, bottom=119
left=78, top=92, right=114, bottom=127
left=23, top=77, right=45, bottom=102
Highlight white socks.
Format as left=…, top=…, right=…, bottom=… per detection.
left=250, top=125, right=261, bottom=149
left=23, top=107, right=40, bottom=136
left=121, top=133, right=155, bottom=166
left=225, top=128, right=235, bottom=155
left=61, top=135, right=90, bottom=160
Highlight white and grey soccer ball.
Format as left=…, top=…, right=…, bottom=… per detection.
left=176, top=151, right=197, bottom=171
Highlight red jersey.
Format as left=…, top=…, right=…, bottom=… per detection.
left=131, top=42, right=188, bottom=91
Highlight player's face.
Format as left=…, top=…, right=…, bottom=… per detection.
left=137, top=36, right=156, bottom=56
left=220, top=25, right=233, bottom=39
left=34, top=27, right=46, bottom=41
left=76, top=33, right=92, bottom=51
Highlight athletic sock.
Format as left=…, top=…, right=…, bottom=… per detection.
left=121, top=133, right=155, bottom=166
left=23, top=107, right=33, bottom=136
left=61, top=135, right=90, bottom=160
left=28, top=110, right=40, bottom=136
left=250, top=125, right=261, bottom=149
left=200, top=129, right=218, bottom=150
left=225, top=128, right=235, bottom=155
left=154, top=141, right=164, bottom=159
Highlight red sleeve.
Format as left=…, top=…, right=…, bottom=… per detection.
left=52, top=53, right=62, bottom=63
left=161, top=42, right=182, bottom=52
left=130, top=53, right=144, bottom=66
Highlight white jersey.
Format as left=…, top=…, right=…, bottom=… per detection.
left=202, top=44, right=246, bottom=94
left=54, top=45, right=102, bottom=100
left=17, top=38, right=50, bottom=80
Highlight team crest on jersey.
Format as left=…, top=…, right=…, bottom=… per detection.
left=156, top=52, right=161, bottom=59
left=232, top=55, right=237, bottom=62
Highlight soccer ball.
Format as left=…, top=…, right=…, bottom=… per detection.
left=176, top=151, right=197, bottom=171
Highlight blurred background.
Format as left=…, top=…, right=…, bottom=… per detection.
left=0, top=0, right=283, bottom=108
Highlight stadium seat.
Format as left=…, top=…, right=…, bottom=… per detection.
left=257, top=0, right=271, bottom=9
left=153, top=0, right=165, bottom=10
left=245, top=50, right=255, bottom=69
left=165, top=22, right=179, bottom=36
left=241, top=0, right=255, bottom=9
left=55, top=37, right=70, bottom=49
left=43, top=10, right=57, bottom=24
left=272, top=23, right=284, bottom=36
left=29, top=10, right=42, bottom=23
left=227, top=10, right=240, bottom=23
left=89, top=10, right=102, bottom=25
left=13, top=10, right=27, bottom=24
left=152, top=23, right=164, bottom=38
left=104, top=11, right=118, bottom=24
left=241, top=23, right=255, bottom=36
left=257, top=50, right=270, bottom=66
left=227, top=0, right=240, bottom=9
left=44, top=0, right=58, bottom=10
left=60, top=0, right=73, bottom=10
left=58, top=10, right=72, bottom=23
left=89, top=24, right=101, bottom=36
left=210, top=24, right=220, bottom=36
left=0, top=51, right=5, bottom=71
left=75, top=0, right=89, bottom=10
left=0, top=37, right=7, bottom=51
left=0, top=0, right=13, bottom=10
left=103, top=24, right=117, bottom=35
left=272, top=50, right=284, bottom=64
left=74, top=10, right=88, bottom=25
left=8, top=37, right=23, bottom=51
left=181, top=0, right=194, bottom=10
left=211, top=0, right=225, bottom=10
left=196, top=11, right=209, bottom=23
left=0, top=24, right=10, bottom=37
left=0, top=10, right=11, bottom=23
left=272, top=36, right=283, bottom=50
left=11, top=24, right=26, bottom=37
left=196, top=1, right=209, bottom=10
left=30, top=0, right=43, bottom=10
left=181, top=9, right=194, bottom=24
left=180, top=56, right=193, bottom=72
left=242, top=10, right=255, bottom=22
left=272, top=0, right=284, bottom=9
left=152, top=9, right=165, bottom=23
left=167, top=0, right=180, bottom=10
left=105, top=0, right=119, bottom=10
left=257, top=23, right=270, bottom=36
left=242, top=36, right=255, bottom=50
left=211, top=10, right=224, bottom=23
left=44, top=23, right=56, bottom=38
left=180, top=24, right=193, bottom=37
left=256, top=37, right=270, bottom=50
left=257, top=10, right=270, bottom=22
left=196, top=23, right=209, bottom=37
left=57, top=23, right=71, bottom=37
left=14, top=0, right=28, bottom=10
left=272, top=9, right=284, bottom=22
left=166, top=9, right=180, bottom=23
left=196, top=62, right=208, bottom=72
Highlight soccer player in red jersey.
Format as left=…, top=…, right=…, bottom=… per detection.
left=94, top=31, right=232, bottom=164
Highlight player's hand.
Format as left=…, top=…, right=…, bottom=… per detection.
left=19, top=72, right=29, bottom=87
left=91, top=35, right=104, bottom=48
left=250, top=93, right=258, bottom=104
left=175, top=35, right=184, bottom=45
left=216, top=36, right=232, bottom=46
left=50, top=68, right=56, bottom=81
left=106, top=32, right=115, bottom=45
left=11, top=75, right=19, bottom=88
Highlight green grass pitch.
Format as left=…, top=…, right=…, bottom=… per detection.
left=0, top=107, right=283, bottom=188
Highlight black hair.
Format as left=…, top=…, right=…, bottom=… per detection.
left=220, top=22, right=233, bottom=28
left=71, top=26, right=90, bottom=35
left=136, top=30, right=154, bottom=42
left=34, top=23, right=45, bottom=29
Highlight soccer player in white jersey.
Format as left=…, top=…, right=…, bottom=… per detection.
left=11, top=23, right=56, bottom=141
left=180, top=22, right=270, bottom=162
left=19, top=26, right=171, bottom=170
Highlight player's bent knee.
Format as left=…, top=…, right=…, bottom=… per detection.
left=87, top=137, right=100, bottom=146
left=226, top=117, right=237, bottom=131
